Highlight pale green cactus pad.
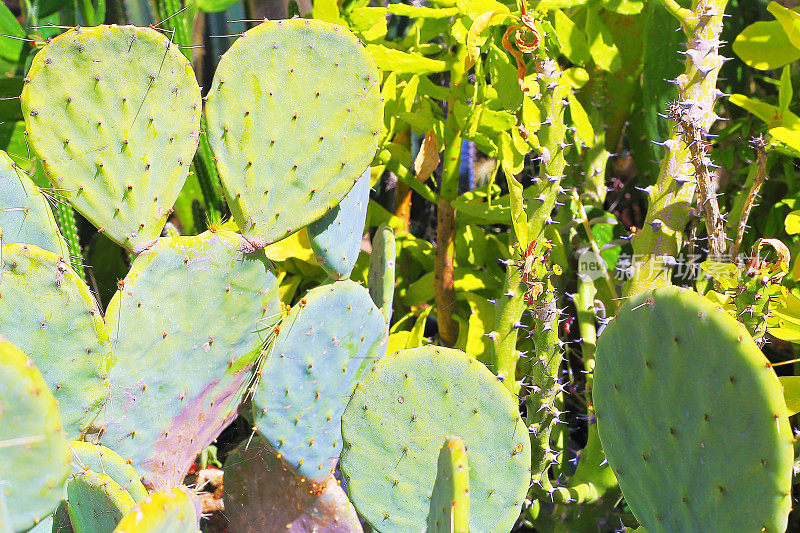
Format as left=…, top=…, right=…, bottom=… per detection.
left=253, top=279, right=387, bottom=481
left=69, top=442, right=147, bottom=502
left=21, top=25, right=201, bottom=251
left=204, top=18, right=382, bottom=247
left=594, top=286, right=794, bottom=532
left=0, top=243, right=110, bottom=438
left=427, top=436, right=470, bottom=533
left=367, top=223, right=395, bottom=322
left=308, top=168, right=371, bottom=280
left=0, top=337, right=71, bottom=532
left=113, top=487, right=200, bottom=533
left=340, top=346, right=530, bottom=532
left=100, top=230, right=281, bottom=490
left=0, top=149, right=68, bottom=257
left=66, top=472, right=135, bottom=533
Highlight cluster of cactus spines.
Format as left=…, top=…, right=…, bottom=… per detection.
left=626, top=0, right=730, bottom=296
left=308, top=167, right=371, bottom=280
left=253, top=279, right=387, bottom=481
left=0, top=242, right=110, bottom=438
left=594, top=287, right=793, bottom=531
left=367, top=223, right=396, bottom=323
left=204, top=18, right=383, bottom=249
left=113, top=486, right=200, bottom=533
left=0, top=150, right=68, bottom=258
left=100, top=230, right=281, bottom=490
left=20, top=25, right=202, bottom=252
left=66, top=472, right=135, bottom=533
left=223, top=435, right=361, bottom=531
left=0, top=336, right=71, bottom=532
left=719, top=238, right=789, bottom=344
left=340, top=346, right=530, bottom=532
left=427, top=436, right=470, bottom=533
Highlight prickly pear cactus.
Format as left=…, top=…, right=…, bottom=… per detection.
left=113, top=487, right=200, bottom=533
left=204, top=18, right=382, bottom=248
left=0, top=336, right=71, bottom=532
left=308, top=168, right=371, bottom=280
left=223, top=435, right=362, bottom=532
left=0, top=149, right=68, bottom=257
left=594, top=286, right=793, bottom=532
left=21, top=25, right=201, bottom=251
left=368, top=223, right=396, bottom=322
left=340, top=346, right=530, bottom=532
left=69, top=442, right=148, bottom=502
left=100, top=230, right=281, bottom=490
left=0, top=243, right=110, bottom=438
left=252, top=279, right=387, bottom=481
left=0, top=493, right=9, bottom=533
left=427, top=436, right=469, bottom=533
left=66, top=472, right=135, bottom=533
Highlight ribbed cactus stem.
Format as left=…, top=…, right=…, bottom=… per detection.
left=492, top=56, right=568, bottom=395
left=526, top=279, right=562, bottom=495
left=52, top=198, right=86, bottom=281
left=625, top=0, right=729, bottom=297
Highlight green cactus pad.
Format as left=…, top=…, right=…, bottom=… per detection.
left=204, top=18, right=382, bottom=247
left=223, top=435, right=361, bottom=531
left=593, top=286, right=793, bottom=532
left=253, top=279, right=387, bottom=481
left=101, top=230, right=281, bottom=490
left=0, top=336, right=71, bottom=532
left=0, top=493, right=10, bottom=533
left=0, top=243, right=110, bottom=438
left=113, top=487, right=200, bottom=533
left=67, top=472, right=135, bottom=533
left=308, top=168, right=371, bottom=280
left=69, top=442, right=147, bottom=502
left=21, top=25, right=201, bottom=251
left=0, top=149, right=68, bottom=257
left=427, top=436, right=469, bottom=533
left=340, top=346, right=530, bottom=532
left=367, top=223, right=395, bottom=322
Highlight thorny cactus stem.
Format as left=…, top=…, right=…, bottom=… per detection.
left=492, top=55, right=568, bottom=396
left=624, top=0, right=729, bottom=297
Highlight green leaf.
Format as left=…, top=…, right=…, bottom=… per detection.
left=408, top=306, right=434, bottom=347
left=312, top=0, right=346, bottom=24
left=780, top=65, right=793, bottom=116
left=195, top=0, right=240, bottom=12
left=367, top=44, right=449, bottom=74
left=387, top=4, right=458, bottom=18
left=568, top=93, right=594, bottom=146
left=348, top=7, right=388, bottom=42
left=729, top=94, right=790, bottom=128
left=786, top=211, right=800, bottom=235
left=487, top=44, right=523, bottom=111
left=455, top=292, right=495, bottom=361
left=585, top=6, right=621, bottom=72
left=553, top=9, right=590, bottom=65
left=779, top=376, right=800, bottom=416
left=599, top=0, right=643, bottom=15
left=768, top=1, right=800, bottom=52
left=733, top=20, right=800, bottom=70
left=0, top=3, right=24, bottom=63
left=501, top=134, right=527, bottom=246
left=457, top=0, right=507, bottom=18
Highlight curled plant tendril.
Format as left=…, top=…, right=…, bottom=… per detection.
left=501, top=5, right=540, bottom=92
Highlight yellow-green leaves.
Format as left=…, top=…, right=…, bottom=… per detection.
left=733, top=21, right=800, bottom=70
